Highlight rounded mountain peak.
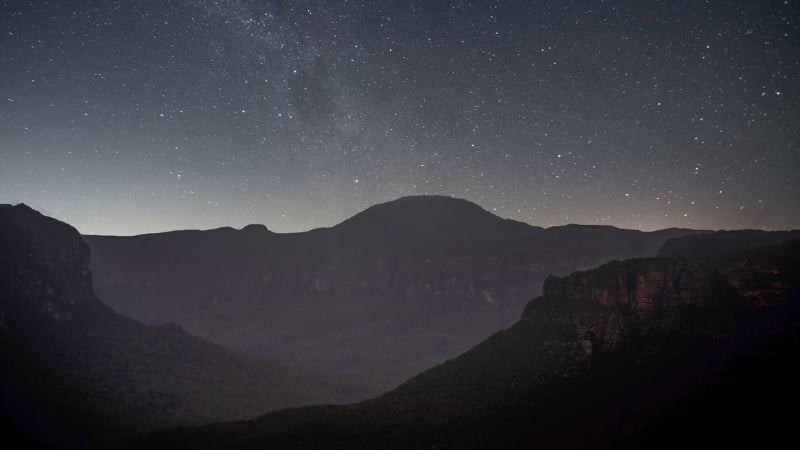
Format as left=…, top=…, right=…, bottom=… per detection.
left=332, top=195, right=540, bottom=244
left=240, top=223, right=271, bottom=233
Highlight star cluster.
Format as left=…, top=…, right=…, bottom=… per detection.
left=1, top=0, right=798, bottom=234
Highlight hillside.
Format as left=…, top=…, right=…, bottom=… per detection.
left=0, top=204, right=350, bottom=448
left=119, top=236, right=800, bottom=449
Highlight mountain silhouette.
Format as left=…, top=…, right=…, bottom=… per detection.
left=84, top=195, right=704, bottom=397
left=329, top=195, right=539, bottom=245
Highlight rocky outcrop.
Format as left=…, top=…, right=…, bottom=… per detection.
left=0, top=204, right=97, bottom=321
left=523, top=240, right=799, bottom=359
left=523, top=259, right=735, bottom=351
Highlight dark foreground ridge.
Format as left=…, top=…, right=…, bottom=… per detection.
left=84, top=195, right=704, bottom=397
left=118, top=235, right=800, bottom=450
left=0, top=204, right=351, bottom=449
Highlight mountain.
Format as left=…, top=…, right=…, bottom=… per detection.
left=657, top=229, right=800, bottom=262
left=330, top=195, right=539, bottom=245
left=0, top=204, right=350, bottom=448
left=84, top=195, right=704, bottom=397
left=118, top=236, right=800, bottom=450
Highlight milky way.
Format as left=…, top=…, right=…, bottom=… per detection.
left=1, top=0, right=798, bottom=234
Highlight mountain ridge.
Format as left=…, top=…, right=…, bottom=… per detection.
left=79, top=196, right=708, bottom=237
left=82, top=195, right=708, bottom=398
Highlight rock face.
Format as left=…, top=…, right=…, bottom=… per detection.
left=659, top=230, right=800, bottom=307
left=123, top=238, right=800, bottom=450
left=526, top=259, right=736, bottom=350
left=0, top=204, right=96, bottom=321
left=0, top=204, right=351, bottom=448
left=83, top=195, right=702, bottom=396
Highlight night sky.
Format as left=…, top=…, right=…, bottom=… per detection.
left=1, top=0, right=798, bottom=235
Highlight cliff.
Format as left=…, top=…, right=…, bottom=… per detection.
left=524, top=258, right=738, bottom=351
left=0, top=204, right=351, bottom=448
left=0, top=204, right=97, bottom=322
